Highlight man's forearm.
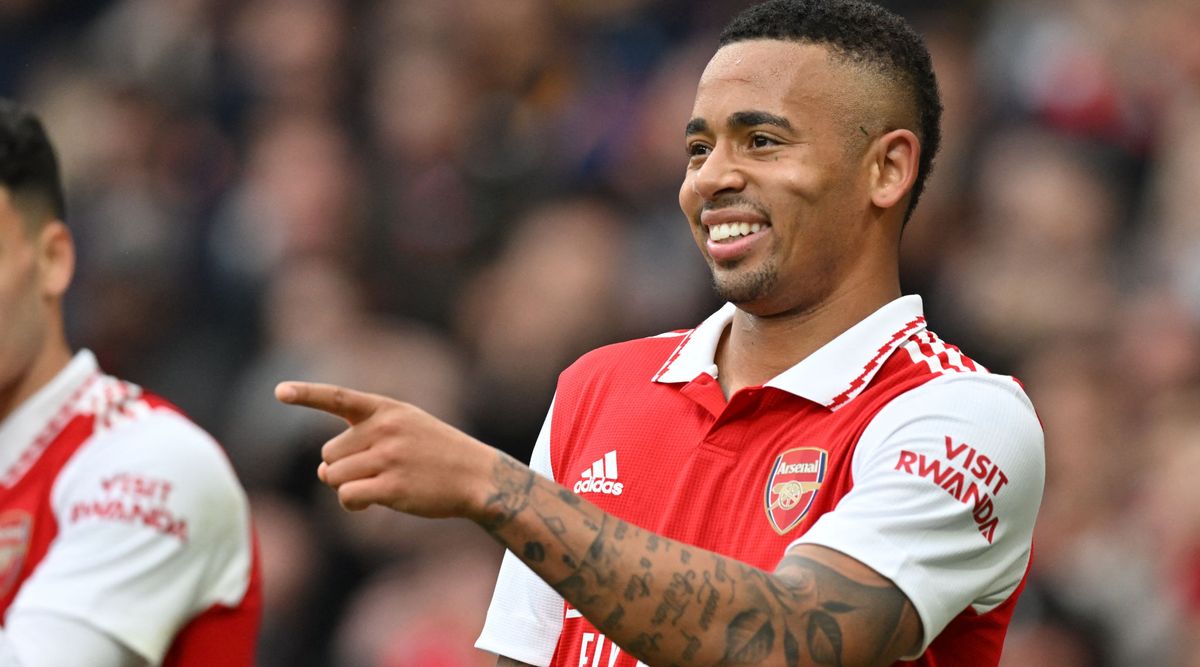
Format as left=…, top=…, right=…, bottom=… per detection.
left=476, top=451, right=914, bottom=667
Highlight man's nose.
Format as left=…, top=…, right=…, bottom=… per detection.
left=690, top=144, right=746, bottom=201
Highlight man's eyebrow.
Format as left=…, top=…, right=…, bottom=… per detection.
left=729, top=110, right=792, bottom=131
left=685, top=118, right=708, bottom=136
left=685, top=112, right=793, bottom=137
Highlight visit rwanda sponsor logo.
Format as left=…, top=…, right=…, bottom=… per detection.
left=764, top=447, right=827, bottom=534
left=574, top=450, right=623, bottom=496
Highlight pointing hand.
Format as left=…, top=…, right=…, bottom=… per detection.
left=275, top=381, right=494, bottom=518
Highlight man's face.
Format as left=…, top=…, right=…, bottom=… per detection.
left=0, top=190, right=52, bottom=400
left=679, top=40, right=876, bottom=316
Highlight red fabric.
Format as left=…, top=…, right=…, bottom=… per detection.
left=545, top=327, right=1026, bottom=666
left=161, top=532, right=263, bottom=667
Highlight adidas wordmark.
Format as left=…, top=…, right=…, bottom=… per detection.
left=573, top=450, right=623, bottom=496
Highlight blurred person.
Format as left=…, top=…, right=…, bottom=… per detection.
left=1138, top=391, right=1200, bottom=666
left=220, top=257, right=373, bottom=490
left=1138, top=78, right=1200, bottom=318
left=278, top=2, right=1045, bottom=667
left=331, top=525, right=503, bottom=667
left=250, top=490, right=323, bottom=666
left=0, top=100, right=260, bottom=664
left=974, top=0, right=1150, bottom=150
left=936, top=125, right=1124, bottom=368
left=1017, top=339, right=1127, bottom=573
left=1111, top=288, right=1200, bottom=414
left=208, top=110, right=366, bottom=302
left=222, top=256, right=468, bottom=490
left=456, top=197, right=624, bottom=461
left=999, top=579, right=1109, bottom=667
left=1016, top=338, right=1177, bottom=665
left=221, top=257, right=473, bottom=666
left=459, top=0, right=558, bottom=95
left=225, top=0, right=349, bottom=115
left=86, top=0, right=217, bottom=106
left=363, top=40, right=486, bottom=328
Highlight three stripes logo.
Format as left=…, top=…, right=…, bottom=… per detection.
left=573, top=450, right=624, bottom=496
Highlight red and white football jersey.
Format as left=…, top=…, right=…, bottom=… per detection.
left=0, top=350, right=261, bottom=665
left=477, top=296, right=1044, bottom=666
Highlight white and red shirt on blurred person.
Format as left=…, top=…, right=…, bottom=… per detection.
left=0, top=350, right=261, bottom=666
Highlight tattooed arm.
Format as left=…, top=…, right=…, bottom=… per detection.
left=276, top=382, right=921, bottom=667
left=478, top=452, right=921, bottom=667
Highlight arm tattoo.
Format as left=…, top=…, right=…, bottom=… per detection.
left=479, top=454, right=535, bottom=531
left=774, top=555, right=908, bottom=666
left=477, top=453, right=912, bottom=667
left=723, top=608, right=775, bottom=663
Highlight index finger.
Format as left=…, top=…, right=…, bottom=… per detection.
left=275, top=381, right=382, bottom=424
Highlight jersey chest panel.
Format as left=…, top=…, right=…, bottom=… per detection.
left=546, top=348, right=939, bottom=667
left=556, top=383, right=875, bottom=569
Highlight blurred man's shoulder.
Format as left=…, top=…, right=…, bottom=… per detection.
left=66, top=373, right=247, bottom=508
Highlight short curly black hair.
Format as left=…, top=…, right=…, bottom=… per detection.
left=0, top=99, right=65, bottom=227
left=719, top=0, right=942, bottom=223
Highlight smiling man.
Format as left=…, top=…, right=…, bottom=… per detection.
left=277, top=1, right=1044, bottom=666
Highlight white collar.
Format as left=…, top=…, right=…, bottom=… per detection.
left=0, top=350, right=100, bottom=477
left=653, top=296, right=927, bottom=410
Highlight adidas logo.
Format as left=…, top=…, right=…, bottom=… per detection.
left=573, top=450, right=624, bottom=496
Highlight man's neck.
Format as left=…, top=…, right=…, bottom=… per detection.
left=714, top=284, right=899, bottom=398
left=0, top=336, right=73, bottom=425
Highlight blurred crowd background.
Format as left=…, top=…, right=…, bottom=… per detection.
left=2, top=0, right=1198, bottom=664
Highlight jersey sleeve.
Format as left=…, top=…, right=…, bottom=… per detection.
left=10, top=408, right=255, bottom=664
left=790, top=373, right=1044, bottom=655
left=0, top=609, right=147, bottom=666
left=475, top=397, right=565, bottom=666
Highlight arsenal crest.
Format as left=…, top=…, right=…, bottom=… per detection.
left=764, top=447, right=828, bottom=534
left=0, top=511, right=31, bottom=600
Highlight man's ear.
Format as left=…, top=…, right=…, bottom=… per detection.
left=869, top=128, right=920, bottom=212
left=36, top=221, right=74, bottom=299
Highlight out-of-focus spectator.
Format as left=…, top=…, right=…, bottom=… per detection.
left=330, top=525, right=502, bottom=667
left=456, top=196, right=626, bottom=460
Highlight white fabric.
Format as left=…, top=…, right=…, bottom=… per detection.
left=655, top=296, right=926, bottom=408
left=791, top=372, right=1044, bottom=655
left=1, top=351, right=255, bottom=665
left=0, top=610, right=145, bottom=666
left=475, top=398, right=565, bottom=666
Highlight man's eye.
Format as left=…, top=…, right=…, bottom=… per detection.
left=750, top=134, right=777, bottom=148
left=687, top=143, right=711, bottom=157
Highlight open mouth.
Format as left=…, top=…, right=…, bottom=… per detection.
left=708, top=221, right=768, bottom=242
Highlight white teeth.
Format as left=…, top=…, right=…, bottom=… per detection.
left=709, top=222, right=767, bottom=241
